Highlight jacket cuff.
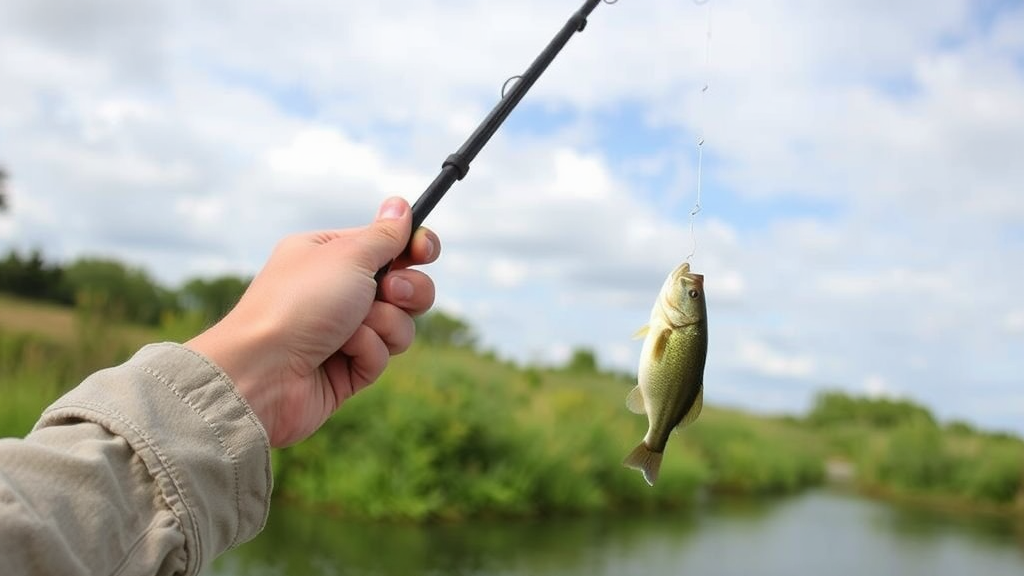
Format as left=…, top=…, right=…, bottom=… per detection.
left=35, top=343, right=272, bottom=574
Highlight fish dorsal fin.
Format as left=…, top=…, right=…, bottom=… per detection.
left=677, top=384, right=704, bottom=430
left=632, top=325, right=650, bottom=340
left=626, top=385, right=646, bottom=415
left=651, top=328, right=671, bottom=363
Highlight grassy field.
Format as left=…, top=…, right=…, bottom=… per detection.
left=272, top=342, right=826, bottom=520
left=1, top=295, right=158, bottom=435
left=2, top=294, right=1020, bottom=520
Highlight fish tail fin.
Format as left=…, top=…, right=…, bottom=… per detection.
left=622, top=442, right=663, bottom=486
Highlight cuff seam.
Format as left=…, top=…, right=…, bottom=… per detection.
left=39, top=400, right=206, bottom=569
left=134, top=355, right=270, bottom=550
left=137, top=364, right=246, bottom=549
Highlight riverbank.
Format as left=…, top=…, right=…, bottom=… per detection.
left=2, top=296, right=1021, bottom=521
left=272, top=343, right=825, bottom=520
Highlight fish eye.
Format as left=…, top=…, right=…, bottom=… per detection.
left=688, top=289, right=700, bottom=299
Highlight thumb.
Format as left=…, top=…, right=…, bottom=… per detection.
left=353, top=197, right=413, bottom=272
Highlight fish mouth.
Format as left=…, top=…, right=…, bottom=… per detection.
left=672, top=262, right=704, bottom=288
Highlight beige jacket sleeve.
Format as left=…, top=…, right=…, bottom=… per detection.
left=0, top=343, right=273, bottom=576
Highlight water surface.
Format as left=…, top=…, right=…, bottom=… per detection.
left=205, top=490, right=1024, bottom=576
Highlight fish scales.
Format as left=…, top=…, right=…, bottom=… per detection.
left=623, top=262, right=708, bottom=486
left=641, top=325, right=706, bottom=451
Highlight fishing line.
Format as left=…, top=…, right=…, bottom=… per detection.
left=686, top=0, right=713, bottom=264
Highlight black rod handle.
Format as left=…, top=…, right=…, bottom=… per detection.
left=375, top=0, right=604, bottom=284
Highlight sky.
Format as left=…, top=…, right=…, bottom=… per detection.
left=1, top=0, right=1022, bottom=434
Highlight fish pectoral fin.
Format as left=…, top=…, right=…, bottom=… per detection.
left=651, top=328, right=672, bottom=363
left=676, top=384, right=704, bottom=430
left=625, top=385, right=646, bottom=415
left=632, top=325, right=650, bottom=340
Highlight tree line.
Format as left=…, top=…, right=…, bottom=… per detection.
left=0, top=248, right=250, bottom=327
left=0, top=248, right=494, bottom=353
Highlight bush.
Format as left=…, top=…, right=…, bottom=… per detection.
left=64, top=258, right=178, bottom=325
left=688, top=414, right=824, bottom=495
left=955, top=442, right=1023, bottom=504
left=874, top=418, right=953, bottom=490
left=273, top=345, right=711, bottom=520
left=808, top=390, right=935, bottom=429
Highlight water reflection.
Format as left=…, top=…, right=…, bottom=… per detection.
left=205, top=490, right=1024, bottom=576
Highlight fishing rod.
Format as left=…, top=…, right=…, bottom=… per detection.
left=376, top=0, right=615, bottom=282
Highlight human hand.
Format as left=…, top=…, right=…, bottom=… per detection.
left=186, top=197, right=439, bottom=447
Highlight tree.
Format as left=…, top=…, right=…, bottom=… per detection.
left=179, top=275, right=250, bottom=325
left=63, top=258, right=178, bottom=325
left=565, top=347, right=599, bottom=373
left=807, top=390, right=935, bottom=429
left=0, top=249, right=72, bottom=303
left=415, top=310, right=477, bottom=349
left=0, top=166, right=8, bottom=213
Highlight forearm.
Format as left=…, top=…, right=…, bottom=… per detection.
left=0, top=344, right=272, bottom=576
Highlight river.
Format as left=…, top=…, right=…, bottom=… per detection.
left=205, top=490, right=1024, bottom=576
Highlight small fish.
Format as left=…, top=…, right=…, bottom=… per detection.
left=623, top=262, right=708, bottom=486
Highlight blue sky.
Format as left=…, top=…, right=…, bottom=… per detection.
left=1, top=0, right=1023, bottom=433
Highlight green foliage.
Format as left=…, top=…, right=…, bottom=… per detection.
left=846, top=413, right=1024, bottom=507
left=875, top=417, right=953, bottom=489
left=956, top=442, right=1024, bottom=504
left=157, top=310, right=209, bottom=343
left=946, top=420, right=978, bottom=436
left=0, top=329, right=105, bottom=437
left=687, top=412, right=824, bottom=495
left=0, top=250, right=73, bottom=304
left=179, top=276, right=250, bottom=326
left=0, top=298, right=152, bottom=438
left=808, top=390, right=935, bottom=429
left=274, top=345, right=718, bottom=520
left=414, top=310, right=477, bottom=349
left=0, top=248, right=251, bottom=332
left=564, top=348, right=599, bottom=374
left=3, top=289, right=1021, bottom=519
left=64, top=258, right=178, bottom=325
left=0, top=166, right=7, bottom=212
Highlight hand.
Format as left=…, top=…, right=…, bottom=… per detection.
left=186, top=197, right=439, bottom=447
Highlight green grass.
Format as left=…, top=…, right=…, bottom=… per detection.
left=4, top=294, right=1019, bottom=520
left=0, top=295, right=164, bottom=437
left=273, top=344, right=825, bottom=520
left=812, top=412, right=1024, bottom=513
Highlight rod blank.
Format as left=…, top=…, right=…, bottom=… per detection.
left=376, top=0, right=606, bottom=283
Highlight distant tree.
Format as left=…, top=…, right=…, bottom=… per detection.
left=64, top=258, right=178, bottom=325
left=946, top=420, right=977, bottom=436
left=179, top=275, right=251, bottom=325
left=0, top=249, right=72, bottom=303
left=0, top=166, right=8, bottom=213
left=565, top=347, right=599, bottom=373
left=807, top=390, right=935, bottom=429
left=415, top=310, right=477, bottom=349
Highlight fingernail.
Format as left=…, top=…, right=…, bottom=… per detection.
left=377, top=197, right=407, bottom=220
left=390, top=276, right=414, bottom=301
left=424, top=236, right=436, bottom=260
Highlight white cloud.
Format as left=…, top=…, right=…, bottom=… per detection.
left=0, top=0, right=1022, bottom=434
left=267, top=128, right=381, bottom=180
left=863, top=374, right=897, bottom=399
left=488, top=259, right=529, bottom=289
left=1005, top=310, right=1024, bottom=335
left=736, top=338, right=816, bottom=379
left=817, top=268, right=953, bottom=299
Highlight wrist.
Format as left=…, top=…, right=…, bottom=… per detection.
left=184, top=311, right=281, bottom=438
